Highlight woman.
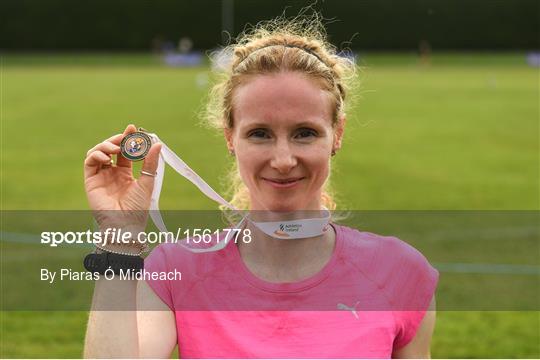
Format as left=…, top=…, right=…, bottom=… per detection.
left=83, top=16, right=438, bottom=359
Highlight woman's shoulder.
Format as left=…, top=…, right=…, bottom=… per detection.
left=335, top=223, right=438, bottom=280
left=336, top=224, right=439, bottom=311
left=336, top=223, right=423, bottom=254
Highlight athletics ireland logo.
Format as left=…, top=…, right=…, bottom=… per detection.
left=273, top=223, right=302, bottom=238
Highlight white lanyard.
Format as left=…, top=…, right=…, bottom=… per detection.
left=147, top=133, right=331, bottom=253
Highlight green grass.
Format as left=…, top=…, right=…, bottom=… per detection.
left=1, top=53, right=539, bottom=358
left=1, top=53, right=537, bottom=210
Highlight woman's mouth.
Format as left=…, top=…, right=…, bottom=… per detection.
left=262, top=177, right=305, bottom=189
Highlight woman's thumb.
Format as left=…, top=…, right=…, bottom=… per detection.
left=138, top=143, right=162, bottom=194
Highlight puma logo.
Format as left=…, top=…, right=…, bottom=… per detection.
left=337, top=302, right=361, bottom=319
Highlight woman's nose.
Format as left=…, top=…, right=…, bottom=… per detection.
left=270, top=142, right=297, bottom=174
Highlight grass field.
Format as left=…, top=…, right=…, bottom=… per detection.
left=1, top=52, right=539, bottom=358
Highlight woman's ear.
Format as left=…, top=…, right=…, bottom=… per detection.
left=223, top=128, right=234, bottom=152
left=334, top=114, right=346, bottom=151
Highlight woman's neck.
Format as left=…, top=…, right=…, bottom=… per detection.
left=236, top=220, right=336, bottom=283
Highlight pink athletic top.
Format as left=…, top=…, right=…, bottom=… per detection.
left=145, top=223, right=439, bottom=358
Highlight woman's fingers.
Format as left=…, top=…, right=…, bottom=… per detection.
left=137, top=143, right=162, bottom=194
left=86, top=124, right=136, bottom=157
left=84, top=125, right=138, bottom=176
left=86, top=141, right=121, bottom=157
left=106, top=133, right=124, bottom=145
left=83, top=123, right=148, bottom=182
left=84, top=150, right=113, bottom=178
left=108, top=124, right=136, bottom=145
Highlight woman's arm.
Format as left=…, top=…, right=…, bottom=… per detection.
left=83, top=125, right=176, bottom=357
left=392, top=295, right=437, bottom=359
left=137, top=280, right=177, bottom=358
left=83, top=278, right=177, bottom=358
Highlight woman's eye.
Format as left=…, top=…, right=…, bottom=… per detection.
left=248, top=129, right=270, bottom=139
left=295, top=128, right=318, bottom=139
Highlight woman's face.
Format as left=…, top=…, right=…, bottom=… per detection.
left=226, top=71, right=344, bottom=212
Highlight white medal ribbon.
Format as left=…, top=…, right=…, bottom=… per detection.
left=145, top=132, right=331, bottom=253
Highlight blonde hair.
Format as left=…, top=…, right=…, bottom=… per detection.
left=204, top=13, right=357, bottom=210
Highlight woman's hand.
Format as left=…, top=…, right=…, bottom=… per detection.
left=84, top=124, right=162, bottom=236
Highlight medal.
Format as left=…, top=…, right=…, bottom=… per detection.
left=120, top=128, right=153, bottom=161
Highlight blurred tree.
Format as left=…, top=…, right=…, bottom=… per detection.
left=0, top=0, right=537, bottom=51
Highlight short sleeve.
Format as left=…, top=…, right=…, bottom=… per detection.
left=392, top=263, right=438, bottom=349
left=144, top=244, right=175, bottom=311
left=374, top=236, right=439, bottom=349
